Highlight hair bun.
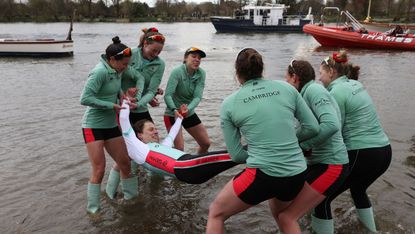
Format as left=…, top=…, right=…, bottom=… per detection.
left=112, top=36, right=121, bottom=44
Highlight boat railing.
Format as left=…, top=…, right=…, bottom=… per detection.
left=341, top=10, right=364, bottom=31
left=319, top=7, right=341, bottom=26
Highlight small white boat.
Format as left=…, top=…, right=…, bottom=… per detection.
left=0, top=18, right=74, bottom=57
left=0, top=39, right=73, bottom=57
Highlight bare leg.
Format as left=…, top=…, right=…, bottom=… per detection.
left=278, top=183, right=325, bottom=234
left=268, top=198, right=292, bottom=228
left=185, top=123, right=210, bottom=154
left=207, top=180, right=252, bottom=234
left=104, top=136, right=131, bottom=179
left=86, top=140, right=106, bottom=183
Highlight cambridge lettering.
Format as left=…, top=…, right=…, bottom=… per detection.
left=243, top=90, right=280, bottom=103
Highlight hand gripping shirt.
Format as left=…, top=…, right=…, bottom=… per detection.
left=327, top=76, right=389, bottom=150
left=164, top=64, right=206, bottom=117
left=80, top=55, right=122, bottom=128
left=220, top=79, right=319, bottom=177
left=122, top=47, right=165, bottom=113
left=299, top=81, right=348, bottom=165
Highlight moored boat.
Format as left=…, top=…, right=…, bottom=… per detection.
left=0, top=39, right=74, bottom=57
left=303, top=9, right=415, bottom=51
left=210, top=3, right=313, bottom=33
left=0, top=16, right=74, bottom=57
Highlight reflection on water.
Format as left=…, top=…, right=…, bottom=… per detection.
left=406, top=136, right=415, bottom=168
left=0, top=22, right=414, bottom=233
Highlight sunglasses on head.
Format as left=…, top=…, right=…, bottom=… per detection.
left=148, top=27, right=158, bottom=32
left=114, top=47, right=131, bottom=58
left=289, top=59, right=297, bottom=74
left=322, top=56, right=330, bottom=66
left=142, top=27, right=159, bottom=33
left=187, top=47, right=200, bottom=53
left=146, top=34, right=165, bottom=43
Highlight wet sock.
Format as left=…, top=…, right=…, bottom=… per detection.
left=311, top=214, right=334, bottom=234
left=87, top=182, right=101, bottom=214
left=356, top=207, right=377, bottom=233
left=105, top=169, right=120, bottom=199
left=121, top=176, right=138, bottom=200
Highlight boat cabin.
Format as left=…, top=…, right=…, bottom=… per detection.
left=235, top=3, right=313, bottom=26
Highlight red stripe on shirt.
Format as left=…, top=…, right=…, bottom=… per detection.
left=310, top=164, right=343, bottom=194
left=174, top=154, right=232, bottom=168
left=145, top=150, right=176, bottom=174
left=233, top=168, right=257, bottom=196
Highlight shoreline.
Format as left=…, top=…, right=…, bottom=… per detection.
left=0, top=18, right=213, bottom=23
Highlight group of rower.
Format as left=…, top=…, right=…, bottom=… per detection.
left=80, top=27, right=391, bottom=233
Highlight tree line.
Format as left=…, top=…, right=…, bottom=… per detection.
left=0, top=0, right=413, bottom=22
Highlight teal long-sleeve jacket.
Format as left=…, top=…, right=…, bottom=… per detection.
left=122, top=47, right=165, bottom=113
left=164, top=64, right=206, bottom=117
left=327, top=76, right=389, bottom=150
left=80, top=55, right=122, bottom=128
left=299, top=81, right=348, bottom=165
left=220, top=78, right=319, bottom=177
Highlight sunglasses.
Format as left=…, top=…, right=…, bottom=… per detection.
left=289, top=59, right=297, bottom=74
left=187, top=47, right=201, bottom=53
left=148, top=27, right=158, bottom=32
left=322, top=56, right=330, bottom=66
left=114, top=47, right=132, bottom=58
left=146, top=34, right=165, bottom=43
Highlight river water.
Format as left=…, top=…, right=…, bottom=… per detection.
left=0, top=22, right=414, bottom=233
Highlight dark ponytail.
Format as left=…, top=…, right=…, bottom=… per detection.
left=287, top=60, right=315, bottom=91
left=347, top=64, right=360, bottom=80
left=235, top=48, right=263, bottom=81
left=105, top=36, right=128, bottom=60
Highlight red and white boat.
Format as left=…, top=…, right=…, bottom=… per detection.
left=303, top=8, right=415, bottom=51
left=303, top=24, right=415, bottom=51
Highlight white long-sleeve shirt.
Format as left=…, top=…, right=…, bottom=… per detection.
left=119, top=100, right=183, bottom=164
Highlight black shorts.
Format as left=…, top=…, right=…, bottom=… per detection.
left=82, top=127, right=122, bottom=144
left=129, top=111, right=153, bottom=125
left=306, top=163, right=349, bottom=196
left=232, top=168, right=306, bottom=205
left=164, top=113, right=202, bottom=129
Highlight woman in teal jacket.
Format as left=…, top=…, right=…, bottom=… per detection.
left=80, top=37, right=138, bottom=214
left=122, top=27, right=165, bottom=123
left=278, top=60, right=349, bottom=234
left=315, top=51, right=391, bottom=233
left=206, top=48, right=319, bottom=234
left=163, top=47, right=210, bottom=154
left=106, top=28, right=166, bottom=199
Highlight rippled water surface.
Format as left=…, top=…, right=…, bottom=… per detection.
left=1, top=22, right=414, bottom=233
